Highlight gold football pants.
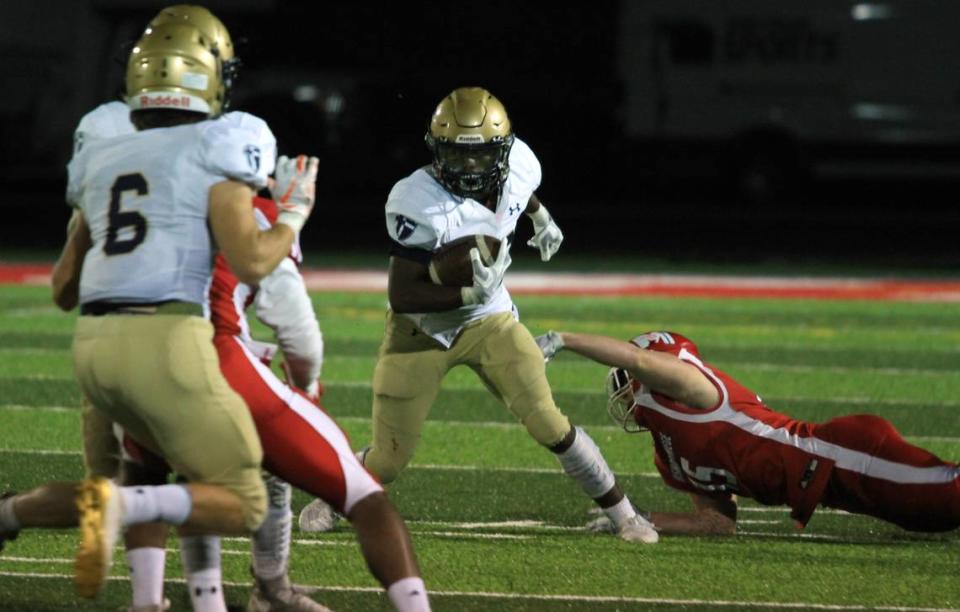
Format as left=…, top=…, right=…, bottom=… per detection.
left=72, top=314, right=266, bottom=531
left=366, top=311, right=571, bottom=483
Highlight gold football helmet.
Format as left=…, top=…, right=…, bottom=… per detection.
left=126, top=22, right=228, bottom=116
left=425, top=87, right=515, bottom=198
left=147, top=5, right=235, bottom=61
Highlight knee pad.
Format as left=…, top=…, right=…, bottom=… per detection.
left=238, top=472, right=268, bottom=532
left=363, top=446, right=407, bottom=485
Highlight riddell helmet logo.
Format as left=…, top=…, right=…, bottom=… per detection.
left=140, top=95, right=192, bottom=108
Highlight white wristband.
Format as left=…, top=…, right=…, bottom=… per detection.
left=527, top=205, right=550, bottom=225
left=276, top=210, right=306, bottom=233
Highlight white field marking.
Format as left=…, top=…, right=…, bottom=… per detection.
left=737, top=519, right=782, bottom=525
left=0, top=396, right=960, bottom=440
left=2, top=306, right=64, bottom=317
left=315, top=382, right=960, bottom=409
left=735, top=531, right=903, bottom=543
left=408, top=519, right=580, bottom=532
left=9, top=373, right=69, bottom=381
left=404, top=463, right=662, bottom=477
left=424, top=531, right=532, bottom=540
left=767, top=394, right=960, bottom=408
left=0, top=347, right=68, bottom=356
left=0, top=403, right=75, bottom=413
left=728, top=362, right=956, bottom=377
left=0, top=571, right=955, bottom=612
left=9, top=351, right=956, bottom=376
left=0, top=448, right=76, bottom=456
left=739, top=507, right=853, bottom=516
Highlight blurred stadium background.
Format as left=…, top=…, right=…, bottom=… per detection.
left=2, top=0, right=960, bottom=268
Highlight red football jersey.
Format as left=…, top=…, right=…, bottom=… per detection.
left=629, top=332, right=833, bottom=526
left=208, top=196, right=301, bottom=338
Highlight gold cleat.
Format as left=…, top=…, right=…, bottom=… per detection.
left=74, top=477, right=124, bottom=598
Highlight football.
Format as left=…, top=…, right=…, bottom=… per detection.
left=428, top=234, right=502, bottom=287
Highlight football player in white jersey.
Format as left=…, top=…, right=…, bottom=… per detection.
left=300, top=87, right=656, bottom=544
left=67, top=8, right=327, bottom=611
left=0, top=15, right=321, bottom=603
left=46, top=7, right=431, bottom=612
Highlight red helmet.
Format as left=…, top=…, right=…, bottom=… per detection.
left=628, top=331, right=700, bottom=358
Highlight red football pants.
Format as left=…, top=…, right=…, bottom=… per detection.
left=212, top=335, right=381, bottom=514
left=815, top=415, right=960, bottom=532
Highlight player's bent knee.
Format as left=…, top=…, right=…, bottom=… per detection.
left=364, top=447, right=406, bottom=485
left=523, top=406, right=572, bottom=447
left=233, top=471, right=269, bottom=532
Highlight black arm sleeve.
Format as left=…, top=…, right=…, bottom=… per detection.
left=389, top=239, right=433, bottom=266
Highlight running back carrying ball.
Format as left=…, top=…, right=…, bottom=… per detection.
left=428, top=234, right=502, bottom=286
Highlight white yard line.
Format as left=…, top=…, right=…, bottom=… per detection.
left=0, top=571, right=953, bottom=611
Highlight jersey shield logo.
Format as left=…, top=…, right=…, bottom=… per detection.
left=244, top=145, right=261, bottom=173
left=395, top=215, right=418, bottom=241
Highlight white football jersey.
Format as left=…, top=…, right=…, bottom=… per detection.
left=385, top=137, right=541, bottom=346
left=72, top=101, right=276, bottom=174
left=73, top=101, right=133, bottom=156
left=67, top=117, right=277, bottom=306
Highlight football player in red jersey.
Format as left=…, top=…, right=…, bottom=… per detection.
left=112, top=194, right=430, bottom=612
left=536, top=330, right=960, bottom=535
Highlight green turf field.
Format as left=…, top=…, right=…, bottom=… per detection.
left=0, top=285, right=958, bottom=611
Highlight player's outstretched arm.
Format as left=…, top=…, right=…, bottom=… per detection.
left=209, top=180, right=298, bottom=285
left=650, top=493, right=738, bottom=536
left=387, top=255, right=466, bottom=313
left=525, top=193, right=563, bottom=262
left=51, top=210, right=92, bottom=311
left=255, top=258, right=323, bottom=392
left=553, top=331, right=720, bottom=410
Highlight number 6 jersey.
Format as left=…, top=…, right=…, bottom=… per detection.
left=66, top=114, right=276, bottom=306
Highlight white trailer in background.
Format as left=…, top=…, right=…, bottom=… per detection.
left=617, top=0, right=960, bottom=202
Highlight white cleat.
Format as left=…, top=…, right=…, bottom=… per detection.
left=297, top=498, right=339, bottom=533
left=124, top=597, right=172, bottom=611
left=616, top=514, right=659, bottom=544
left=247, top=572, right=332, bottom=612
left=75, top=477, right=125, bottom=598
left=585, top=510, right=659, bottom=544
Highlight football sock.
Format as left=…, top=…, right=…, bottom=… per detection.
left=181, top=535, right=227, bottom=612
left=0, top=495, right=20, bottom=531
left=387, top=576, right=431, bottom=612
left=120, top=484, right=191, bottom=526
left=251, top=475, right=292, bottom=580
left=127, top=546, right=166, bottom=608
left=554, top=427, right=617, bottom=498
left=186, top=567, right=227, bottom=612
left=603, top=496, right=637, bottom=529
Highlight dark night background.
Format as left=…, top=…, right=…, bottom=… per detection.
left=2, top=0, right=959, bottom=269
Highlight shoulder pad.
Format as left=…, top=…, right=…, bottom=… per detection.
left=385, top=170, right=447, bottom=250
left=508, top=137, right=542, bottom=192
left=199, top=117, right=277, bottom=188
left=73, top=101, right=135, bottom=158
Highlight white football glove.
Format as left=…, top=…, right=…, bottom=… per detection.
left=461, top=243, right=511, bottom=306
left=526, top=204, right=564, bottom=262
left=271, top=154, right=319, bottom=233
left=534, top=331, right=565, bottom=362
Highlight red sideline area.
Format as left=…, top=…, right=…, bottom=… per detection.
left=3, top=263, right=960, bottom=302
